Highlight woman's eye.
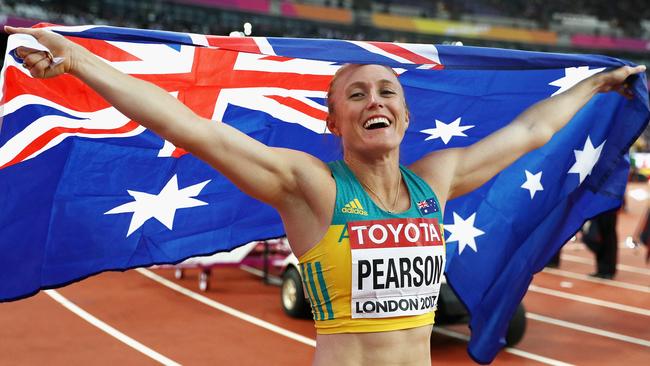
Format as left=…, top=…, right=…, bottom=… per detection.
left=349, top=92, right=364, bottom=98
left=381, top=89, right=396, bottom=95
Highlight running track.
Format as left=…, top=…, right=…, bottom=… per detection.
left=2, top=183, right=650, bottom=365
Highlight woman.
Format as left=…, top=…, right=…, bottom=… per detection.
left=8, top=26, right=645, bottom=365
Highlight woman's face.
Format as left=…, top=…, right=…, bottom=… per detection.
left=328, top=64, right=409, bottom=157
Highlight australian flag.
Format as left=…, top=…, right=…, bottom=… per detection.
left=417, top=197, right=439, bottom=215
left=1, top=24, right=648, bottom=363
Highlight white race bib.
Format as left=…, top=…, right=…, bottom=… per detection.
left=349, top=218, right=445, bottom=318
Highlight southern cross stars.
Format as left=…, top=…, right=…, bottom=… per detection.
left=105, top=175, right=211, bottom=237
left=549, top=66, right=605, bottom=96
left=420, top=117, right=474, bottom=144
left=568, top=136, right=605, bottom=184
left=445, top=212, right=485, bottom=255
left=521, top=170, right=543, bottom=199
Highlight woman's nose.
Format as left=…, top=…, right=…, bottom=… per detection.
left=367, top=92, right=383, bottom=109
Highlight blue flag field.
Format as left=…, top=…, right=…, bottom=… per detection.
left=1, top=24, right=648, bottom=363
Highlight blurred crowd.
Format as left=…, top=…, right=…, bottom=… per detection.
left=338, top=0, right=650, bottom=38
left=0, top=0, right=366, bottom=39
left=374, top=0, right=649, bottom=37
left=2, top=0, right=649, bottom=38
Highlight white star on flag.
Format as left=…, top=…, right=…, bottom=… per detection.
left=105, top=175, right=211, bottom=237
left=521, top=170, right=543, bottom=199
left=420, top=117, right=474, bottom=144
left=568, top=136, right=605, bottom=185
left=445, top=212, right=485, bottom=255
left=549, top=66, right=605, bottom=96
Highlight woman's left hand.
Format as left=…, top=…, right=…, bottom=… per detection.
left=595, top=65, right=646, bottom=99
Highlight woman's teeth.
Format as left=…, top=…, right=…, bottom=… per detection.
left=363, top=117, right=390, bottom=129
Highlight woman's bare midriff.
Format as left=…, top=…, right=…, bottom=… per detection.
left=312, top=324, right=433, bottom=366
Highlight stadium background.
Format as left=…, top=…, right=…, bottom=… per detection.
left=2, top=0, right=650, bottom=63
left=1, top=1, right=650, bottom=365
left=2, top=0, right=649, bottom=143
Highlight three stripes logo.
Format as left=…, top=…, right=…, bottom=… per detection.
left=342, top=198, right=368, bottom=216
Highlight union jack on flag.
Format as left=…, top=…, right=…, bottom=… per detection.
left=1, top=24, right=648, bottom=363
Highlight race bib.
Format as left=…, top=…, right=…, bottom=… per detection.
left=349, top=218, right=445, bottom=318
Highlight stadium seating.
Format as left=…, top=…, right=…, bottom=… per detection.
left=0, top=0, right=648, bottom=65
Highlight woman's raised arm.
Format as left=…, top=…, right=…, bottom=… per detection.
left=411, top=64, right=646, bottom=202
left=6, top=26, right=332, bottom=211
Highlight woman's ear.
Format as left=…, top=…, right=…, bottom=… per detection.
left=327, top=115, right=340, bottom=136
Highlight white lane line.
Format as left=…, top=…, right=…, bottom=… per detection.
left=527, top=313, right=650, bottom=348
left=528, top=285, right=650, bottom=316
left=135, top=268, right=317, bottom=347
left=142, top=268, right=570, bottom=365
left=541, top=268, right=650, bottom=293
left=44, top=290, right=180, bottom=366
left=431, top=327, right=573, bottom=366
left=561, top=254, right=650, bottom=276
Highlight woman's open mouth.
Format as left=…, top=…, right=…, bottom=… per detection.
left=363, top=116, right=391, bottom=130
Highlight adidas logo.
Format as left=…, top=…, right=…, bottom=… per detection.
left=342, top=198, right=368, bottom=216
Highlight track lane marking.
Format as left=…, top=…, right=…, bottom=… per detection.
left=541, top=267, right=650, bottom=293
left=135, top=268, right=317, bottom=347
left=528, top=285, right=650, bottom=316
left=561, top=254, right=650, bottom=276
left=141, top=268, right=574, bottom=365
left=44, top=289, right=180, bottom=366
left=527, top=313, right=650, bottom=348
left=431, top=328, right=573, bottom=366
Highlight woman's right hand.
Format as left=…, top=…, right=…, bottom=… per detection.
left=4, top=25, right=80, bottom=79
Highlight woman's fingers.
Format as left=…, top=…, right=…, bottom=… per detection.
left=619, top=65, right=645, bottom=84
left=5, top=25, right=29, bottom=35
left=5, top=26, right=72, bottom=77
left=28, top=56, right=52, bottom=78
left=597, top=65, right=646, bottom=96
left=19, top=49, right=64, bottom=78
left=15, top=46, right=30, bottom=59
left=21, top=51, right=49, bottom=66
left=630, top=65, right=647, bottom=74
left=609, top=65, right=646, bottom=99
left=612, top=66, right=634, bottom=83
left=4, top=25, right=43, bottom=39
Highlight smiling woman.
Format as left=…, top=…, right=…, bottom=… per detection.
left=6, top=24, right=645, bottom=366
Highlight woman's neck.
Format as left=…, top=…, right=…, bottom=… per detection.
left=343, top=153, right=404, bottom=212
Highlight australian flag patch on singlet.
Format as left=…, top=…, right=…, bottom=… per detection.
left=417, top=198, right=438, bottom=215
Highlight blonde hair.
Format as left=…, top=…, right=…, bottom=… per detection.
left=326, top=64, right=408, bottom=116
